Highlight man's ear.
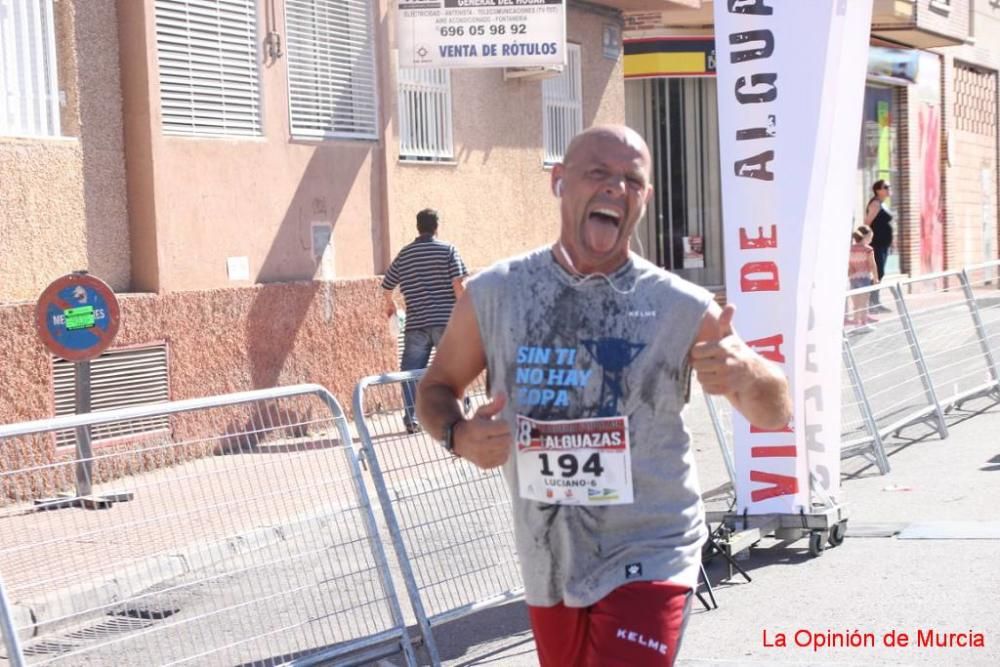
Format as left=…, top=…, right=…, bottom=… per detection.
left=551, top=165, right=565, bottom=198
left=643, top=183, right=654, bottom=205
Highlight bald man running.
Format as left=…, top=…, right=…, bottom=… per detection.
left=417, top=125, right=791, bottom=666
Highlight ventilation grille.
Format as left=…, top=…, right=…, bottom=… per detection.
left=53, top=345, right=170, bottom=448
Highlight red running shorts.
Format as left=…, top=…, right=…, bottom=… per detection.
left=528, top=581, right=692, bottom=666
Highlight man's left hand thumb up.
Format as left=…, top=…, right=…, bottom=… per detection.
left=690, top=304, right=752, bottom=396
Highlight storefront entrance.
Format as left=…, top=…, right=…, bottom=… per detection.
left=626, top=77, right=724, bottom=288
left=859, top=84, right=902, bottom=275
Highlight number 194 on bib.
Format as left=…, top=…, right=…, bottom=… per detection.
left=515, top=414, right=633, bottom=506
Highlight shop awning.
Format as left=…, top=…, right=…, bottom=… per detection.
left=871, top=0, right=966, bottom=48
left=633, top=0, right=968, bottom=49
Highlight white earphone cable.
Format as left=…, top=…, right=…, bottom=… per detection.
left=557, top=241, right=637, bottom=296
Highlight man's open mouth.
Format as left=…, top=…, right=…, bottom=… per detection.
left=588, top=208, right=621, bottom=226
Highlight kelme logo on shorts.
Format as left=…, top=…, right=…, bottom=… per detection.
left=625, top=562, right=642, bottom=579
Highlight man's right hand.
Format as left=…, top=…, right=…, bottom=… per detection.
left=453, top=393, right=512, bottom=469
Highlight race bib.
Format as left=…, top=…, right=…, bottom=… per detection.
left=515, top=414, right=633, bottom=506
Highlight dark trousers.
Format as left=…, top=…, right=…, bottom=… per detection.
left=870, top=244, right=889, bottom=306
left=400, top=326, right=445, bottom=427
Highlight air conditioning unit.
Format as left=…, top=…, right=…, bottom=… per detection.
left=503, top=65, right=564, bottom=81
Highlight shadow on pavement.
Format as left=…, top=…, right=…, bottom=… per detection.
left=981, top=454, right=1000, bottom=472
left=841, top=393, right=1000, bottom=480
left=431, top=600, right=535, bottom=666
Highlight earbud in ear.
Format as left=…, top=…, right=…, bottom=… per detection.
left=555, top=179, right=564, bottom=198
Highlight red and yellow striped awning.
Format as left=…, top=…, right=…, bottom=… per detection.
left=624, top=37, right=716, bottom=79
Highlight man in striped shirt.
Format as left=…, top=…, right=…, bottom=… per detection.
left=382, top=208, right=469, bottom=433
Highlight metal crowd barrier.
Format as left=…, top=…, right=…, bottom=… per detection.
left=963, top=262, right=1000, bottom=386
left=353, top=370, right=521, bottom=667
left=841, top=280, right=947, bottom=471
left=709, top=261, right=1000, bottom=481
left=0, top=385, right=415, bottom=667
left=841, top=262, right=1000, bottom=469
left=840, top=331, right=890, bottom=473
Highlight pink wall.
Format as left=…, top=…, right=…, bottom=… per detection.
left=0, top=278, right=399, bottom=502
left=2, top=1, right=628, bottom=443
left=0, top=279, right=397, bottom=428
left=116, top=1, right=627, bottom=290
left=118, top=0, right=388, bottom=293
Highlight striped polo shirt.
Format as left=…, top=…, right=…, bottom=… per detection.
left=381, top=235, right=468, bottom=330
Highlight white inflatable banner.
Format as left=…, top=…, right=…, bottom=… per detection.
left=801, top=0, right=874, bottom=502
left=714, top=0, right=873, bottom=513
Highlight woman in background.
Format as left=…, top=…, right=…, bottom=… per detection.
left=866, top=180, right=893, bottom=312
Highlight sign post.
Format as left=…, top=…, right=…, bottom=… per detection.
left=34, top=272, right=132, bottom=510
left=73, top=359, right=94, bottom=498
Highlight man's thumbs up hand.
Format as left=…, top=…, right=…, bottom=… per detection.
left=690, top=304, right=753, bottom=397
left=453, top=392, right=512, bottom=469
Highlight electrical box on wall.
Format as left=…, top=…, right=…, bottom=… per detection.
left=312, top=223, right=335, bottom=280
left=226, top=256, right=250, bottom=281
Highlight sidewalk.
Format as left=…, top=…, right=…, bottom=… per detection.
left=0, top=426, right=364, bottom=639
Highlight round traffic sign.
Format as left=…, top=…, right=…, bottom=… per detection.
left=35, top=273, right=120, bottom=362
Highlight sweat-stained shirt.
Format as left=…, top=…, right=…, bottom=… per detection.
left=467, top=246, right=715, bottom=608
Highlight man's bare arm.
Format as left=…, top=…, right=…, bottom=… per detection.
left=417, top=292, right=512, bottom=468
left=382, top=288, right=397, bottom=317
left=689, top=303, right=791, bottom=430
left=452, top=276, right=465, bottom=300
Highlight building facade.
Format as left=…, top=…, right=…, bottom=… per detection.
left=623, top=0, right=999, bottom=289
left=0, top=0, right=641, bottom=437
left=3, top=0, right=997, bottom=456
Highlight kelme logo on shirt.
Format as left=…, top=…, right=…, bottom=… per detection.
left=625, top=562, right=642, bottom=579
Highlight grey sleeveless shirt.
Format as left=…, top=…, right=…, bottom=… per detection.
left=467, top=247, right=714, bottom=608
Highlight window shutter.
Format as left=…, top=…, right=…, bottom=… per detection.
left=0, top=0, right=61, bottom=137
left=154, top=0, right=261, bottom=137
left=53, top=345, right=170, bottom=447
left=542, top=44, right=582, bottom=164
left=285, top=0, right=378, bottom=140
left=398, top=67, right=453, bottom=161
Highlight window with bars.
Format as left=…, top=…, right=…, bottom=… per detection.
left=154, top=0, right=261, bottom=137
left=954, top=63, right=997, bottom=136
left=0, top=0, right=61, bottom=137
left=398, top=67, right=453, bottom=161
left=285, top=0, right=377, bottom=140
left=542, top=44, right=582, bottom=164
left=53, top=345, right=171, bottom=448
